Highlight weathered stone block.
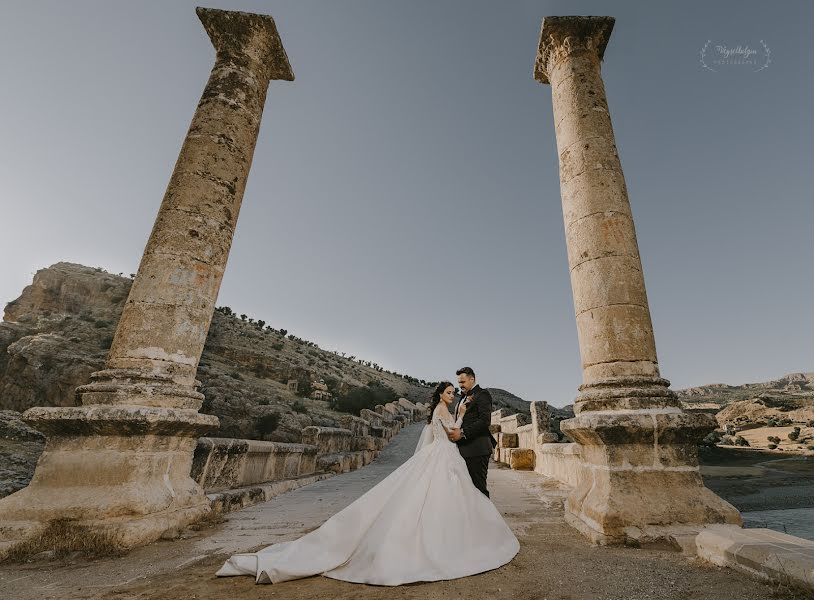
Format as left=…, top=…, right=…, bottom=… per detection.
left=499, top=413, right=530, bottom=434
left=301, top=426, right=353, bottom=454
left=491, top=408, right=512, bottom=425
left=368, top=424, right=390, bottom=439
left=538, top=432, right=559, bottom=443
left=360, top=409, right=383, bottom=427
left=498, top=433, right=519, bottom=448
left=508, top=448, right=535, bottom=470
left=535, top=442, right=584, bottom=487
left=352, top=435, right=377, bottom=452
left=191, top=437, right=250, bottom=492
left=339, top=415, right=370, bottom=437
left=516, top=424, right=535, bottom=448
left=529, top=401, right=550, bottom=435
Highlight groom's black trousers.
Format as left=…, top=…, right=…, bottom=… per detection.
left=464, top=454, right=490, bottom=498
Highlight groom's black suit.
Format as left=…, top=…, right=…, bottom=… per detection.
left=454, top=385, right=497, bottom=498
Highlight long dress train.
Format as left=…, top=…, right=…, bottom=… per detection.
left=215, top=405, right=520, bottom=585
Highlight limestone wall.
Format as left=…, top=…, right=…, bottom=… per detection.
left=191, top=438, right=319, bottom=492
left=309, top=399, right=427, bottom=474
left=359, top=408, right=396, bottom=442
left=491, top=401, right=583, bottom=485
left=516, top=424, right=535, bottom=448
left=491, top=408, right=513, bottom=425
left=339, top=414, right=370, bottom=437
left=498, top=413, right=530, bottom=434
left=301, top=426, right=353, bottom=453
left=192, top=398, right=428, bottom=497
left=535, top=443, right=585, bottom=487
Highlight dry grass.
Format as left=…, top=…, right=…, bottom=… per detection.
left=186, top=509, right=226, bottom=531
left=4, top=519, right=125, bottom=562
left=768, top=573, right=814, bottom=599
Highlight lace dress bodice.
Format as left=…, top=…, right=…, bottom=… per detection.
left=431, top=407, right=463, bottom=443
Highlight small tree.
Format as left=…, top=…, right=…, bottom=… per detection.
left=254, top=413, right=280, bottom=440
left=240, top=314, right=247, bottom=321
left=323, top=375, right=340, bottom=396
left=334, top=381, right=398, bottom=416
left=298, top=378, right=313, bottom=399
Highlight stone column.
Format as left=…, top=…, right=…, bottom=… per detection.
left=534, top=16, right=740, bottom=545
left=0, top=7, right=293, bottom=557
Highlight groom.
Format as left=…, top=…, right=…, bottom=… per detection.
left=447, top=367, right=497, bottom=497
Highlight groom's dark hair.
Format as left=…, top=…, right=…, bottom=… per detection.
left=456, top=367, right=475, bottom=379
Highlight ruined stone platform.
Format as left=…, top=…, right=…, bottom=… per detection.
left=0, top=423, right=804, bottom=599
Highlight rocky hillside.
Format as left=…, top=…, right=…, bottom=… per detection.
left=677, top=372, right=814, bottom=425
left=488, top=388, right=531, bottom=415
left=487, top=388, right=574, bottom=420
left=677, top=372, right=814, bottom=405
left=0, top=263, right=434, bottom=442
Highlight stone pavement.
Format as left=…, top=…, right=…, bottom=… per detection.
left=0, top=422, right=803, bottom=600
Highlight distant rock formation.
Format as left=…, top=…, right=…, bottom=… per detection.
left=678, top=372, right=813, bottom=406
left=486, top=388, right=573, bottom=416
left=677, top=372, right=814, bottom=427
left=0, top=263, right=433, bottom=442
left=487, top=388, right=531, bottom=415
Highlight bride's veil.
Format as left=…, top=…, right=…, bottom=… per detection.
left=413, top=420, right=434, bottom=454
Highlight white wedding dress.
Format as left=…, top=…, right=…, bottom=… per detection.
left=215, top=405, right=520, bottom=585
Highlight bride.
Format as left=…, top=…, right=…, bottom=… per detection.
left=215, top=381, right=520, bottom=585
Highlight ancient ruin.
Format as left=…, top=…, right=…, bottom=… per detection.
left=5, top=5, right=813, bottom=593
left=0, top=7, right=295, bottom=556
left=533, top=16, right=741, bottom=544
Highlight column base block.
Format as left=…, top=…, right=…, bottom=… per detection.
left=561, top=410, right=742, bottom=546
left=0, top=405, right=218, bottom=560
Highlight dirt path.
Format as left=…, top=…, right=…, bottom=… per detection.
left=92, top=470, right=797, bottom=600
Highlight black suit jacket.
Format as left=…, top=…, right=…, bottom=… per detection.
left=455, top=385, right=497, bottom=458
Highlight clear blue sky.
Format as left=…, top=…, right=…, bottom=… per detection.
left=1, top=1, right=811, bottom=406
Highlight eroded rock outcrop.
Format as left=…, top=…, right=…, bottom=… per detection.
left=0, top=262, right=432, bottom=441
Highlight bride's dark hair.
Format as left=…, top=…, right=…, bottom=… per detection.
left=428, top=381, right=454, bottom=423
